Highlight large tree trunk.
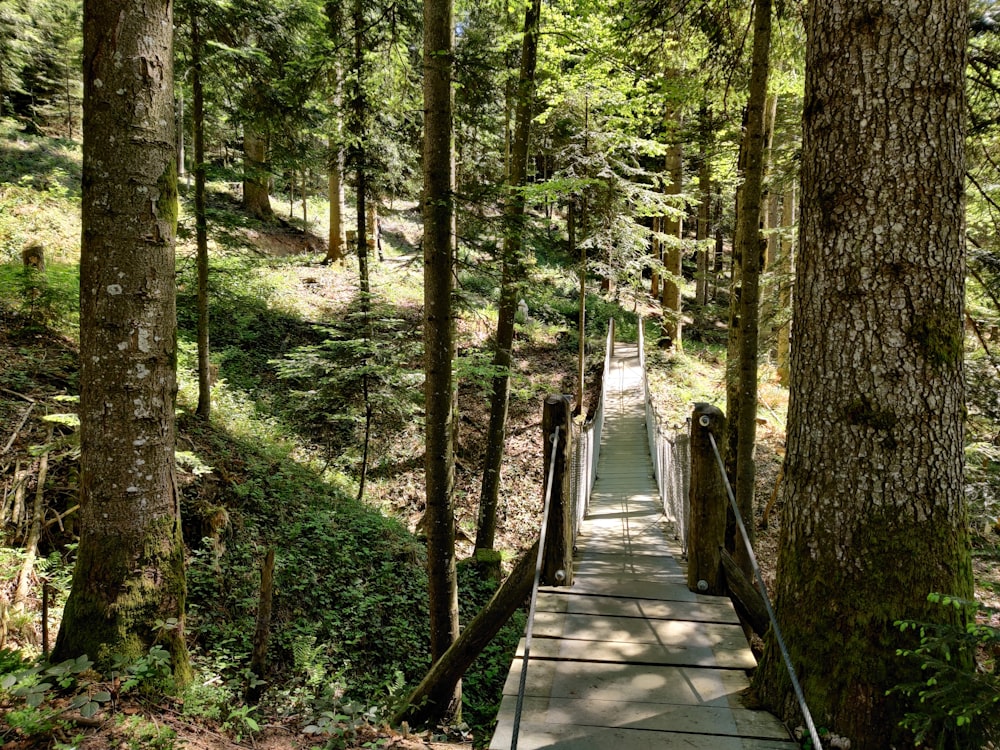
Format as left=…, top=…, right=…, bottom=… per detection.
left=775, top=184, right=795, bottom=387
left=724, top=0, right=771, bottom=576
left=695, top=103, right=712, bottom=307
left=54, top=0, right=191, bottom=684
left=327, top=133, right=346, bottom=263
left=753, top=3, right=972, bottom=747
left=474, top=0, right=542, bottom=557
left=242, top=119, right=273, bottom=219
left=193, top=13, right=210, bottom=420
left=422, top=0, right=460, bottom=721
left=660, top=115, right=683, bottom=348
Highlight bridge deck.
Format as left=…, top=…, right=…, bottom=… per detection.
left=489, top=343, right=795, bottom=749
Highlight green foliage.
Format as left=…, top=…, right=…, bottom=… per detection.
left=111, top=644, right=174, bottom=695
left=273, top=299, right=423, bottom=466
left=891, top=594, right=1000, bottom=748
left=0, top=653, right=111, bottom=742
left=0, top=261, right=79, bottom=332
left=114, top=714, right=178, bottom=750
left=301, top=669, right=409, bottom=750
left=181, top=425, right=431, bottom=705
left=221, top=702, right=260, bottom=743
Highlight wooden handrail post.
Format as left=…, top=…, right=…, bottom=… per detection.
left=541, top=394, right=574, bottom=586
left=688, top=403, right=727, bottom=595
left=610, top=317, right=615, bottom=356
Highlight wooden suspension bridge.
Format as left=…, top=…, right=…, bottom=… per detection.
left=488, top=342, right=796, bottom=750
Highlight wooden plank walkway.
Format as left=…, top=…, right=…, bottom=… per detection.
left=489, top=343, right=795, bottom=749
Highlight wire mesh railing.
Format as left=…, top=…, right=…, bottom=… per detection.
left=637, top=317, right=691, bottom=554
left=636, top=316, right=820, bottom=749
left=568, top=319, right=614, bottom=543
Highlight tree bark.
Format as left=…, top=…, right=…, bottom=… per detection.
left=13, top=425, right=53, bottom=607
left=695, top=103, right=712, bottom=307
left=724, top=0, right=771, bottom=577
left=242, top=119, right=272, bottom=219
left=246, top=548, right=274, bottom=703
left=541, top=395, right=573, bottom=587
left=660, top=115, right=683, bottom=348
left=54, top=0, right=191, bottom=684
left=753, top=3, right=972, bottom=746
left=192, top=13, right=211, bottom=420
left=422, top=0, right=460, bottom=721
left=687, top=404, right=726, bottom=595
left=775, top=184, right=795, bottom=387
left=474, top=0, right=542, bottom=557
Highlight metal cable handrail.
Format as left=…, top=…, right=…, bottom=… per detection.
left=704, top=428, right=823, bottom=750
left=510, top=426, right=561, bottom=750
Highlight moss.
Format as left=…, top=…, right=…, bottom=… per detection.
left=53, top=512, right=191, bottom=686
left=909, top=309, right=963, bottom=370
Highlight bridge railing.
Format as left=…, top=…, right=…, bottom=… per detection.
left=638, top=317, right=691, bottom=554
left=636, top=322, right=823, bottom=750
left=569, top=318, right=614, bottom=542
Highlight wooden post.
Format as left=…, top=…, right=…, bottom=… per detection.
left=246, top=547, right=275, bottom=703
left=687, top=403, right=727, bottom=595
left=541, top=394, right=573, bottom=586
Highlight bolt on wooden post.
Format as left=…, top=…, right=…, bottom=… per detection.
left=687, top=403, right=727, bottom=595
left=541, top=394, right=574, bottom=586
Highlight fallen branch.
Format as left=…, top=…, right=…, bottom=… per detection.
left=3, top=402, right=35, bottom=455
left=14, top=424, right=53, bottom=607
left=394, top=541, right=538, bottom=726
left=43, top=503, right=80, bottom=531
left=1, top=388, right=35, bottom=403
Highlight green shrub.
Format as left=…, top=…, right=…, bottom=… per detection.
left=891, top=594, right=1000, bottom=749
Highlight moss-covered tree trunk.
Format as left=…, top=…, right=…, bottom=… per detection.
left=753, top=3, right=972, bottom=746
left=474, top=0, right=542, bottom=558
left=54, top=0, right=190, bottom=683
left=422, top=0, right=460, bottom=721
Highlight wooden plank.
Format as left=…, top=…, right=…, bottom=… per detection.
left=490, top=719, right=796, bottom=750
left=502, top=659, right=756, bottom=704
left=513, top=634, right=755, bottom=670
left=534, top=591, right=741, bottom=624
left=492, top=695, right=793, bottom=741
